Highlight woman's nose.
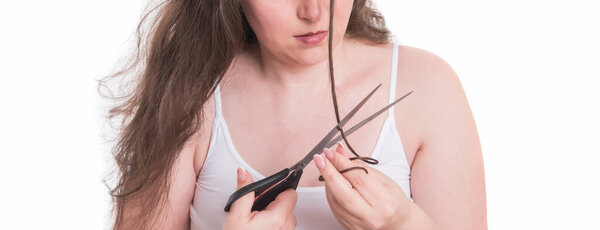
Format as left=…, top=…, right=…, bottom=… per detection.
left=297, top=0, right=323, bottom=23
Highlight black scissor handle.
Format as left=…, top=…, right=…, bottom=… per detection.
left=224, top=168, right=303, bottom=212
left=251, top=169, right=302, bottom=211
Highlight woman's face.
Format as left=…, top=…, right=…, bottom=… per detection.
left=241, top=0, right=354, bottom=66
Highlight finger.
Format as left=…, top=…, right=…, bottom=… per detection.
left=315, top=153, right=370, bottom=210
left=336, top=142, right=386, bottom=179
left=279, top=214, right=297, bottom=230
left=324, top=146, right=382, bottom=205
left=337, top=143, right=391, bottom=208
left=229, top=167, right=255, bottom=216
left=236, top=167, right=255, bottom=189
left=264, top=189, right=298, bottom=215
left=335, top=141, right=346, bottom=156
left=324, top=188, right=368, bottom=222
left=335, top=141, right=353, bottom=158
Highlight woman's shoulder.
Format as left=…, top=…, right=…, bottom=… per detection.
left=395, top=44, right=458, bottom=85
left=354, top=41, right=462, bottom=108
left=188, top=90, right=218, bottom=175
left=392, top=44, right=472, bottom=161
left=351, top=40, right=459, bottom=86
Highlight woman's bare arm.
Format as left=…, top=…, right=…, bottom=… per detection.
left=162, top=138, right=202, bottom=229
left=398, top=47, right=487, bottom=229
left=116, top=141, right=197, bottom=229
left=117, top=96, right=215, bottom=230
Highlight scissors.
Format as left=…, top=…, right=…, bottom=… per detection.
left=224, top=83, right=413, bottom=212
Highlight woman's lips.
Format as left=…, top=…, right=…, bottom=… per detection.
left=293, top=30, right=328, bottom=45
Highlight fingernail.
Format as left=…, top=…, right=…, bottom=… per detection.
left=336, top=141, right=344, bottom=153
left=324, top=148, right=334, bottom=161
left=237, top=167, right=246, bottom=182
left=314, top=154, right=326, bottom=169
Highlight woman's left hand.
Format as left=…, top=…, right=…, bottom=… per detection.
left=314, top=142, right=415, bottom=230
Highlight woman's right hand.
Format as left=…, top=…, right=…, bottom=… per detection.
left=222, top=167, right=298, bottom=230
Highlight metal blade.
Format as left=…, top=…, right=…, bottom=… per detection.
left=289, top=83, right=382, bottom=171
left=325, top=91, right=413, bottom=148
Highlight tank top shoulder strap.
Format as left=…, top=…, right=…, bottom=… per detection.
left=388, top=42, right=399, bottom=116
left=214, top=84, right=223, bottom=118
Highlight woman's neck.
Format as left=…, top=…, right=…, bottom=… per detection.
left=251, top=37, right=353, bottom=97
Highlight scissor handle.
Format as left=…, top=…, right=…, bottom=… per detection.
left=224, top=168, right=303, bottom=212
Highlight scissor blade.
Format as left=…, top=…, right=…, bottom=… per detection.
left=290, top=83, right=382, bottom=171
left=326, top=91, right=413, bottom=147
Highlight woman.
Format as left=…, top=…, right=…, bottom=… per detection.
left=102, top=0, right=487, bottom=229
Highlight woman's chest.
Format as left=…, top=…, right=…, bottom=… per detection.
left=222, top=98, right=419, bottom=187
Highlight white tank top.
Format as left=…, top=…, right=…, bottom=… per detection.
left=190, top=42, right=412, bottom=230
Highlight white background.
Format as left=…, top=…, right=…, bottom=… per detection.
left=1, top=0, right=598, bottom=229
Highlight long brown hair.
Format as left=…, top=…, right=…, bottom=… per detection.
left=100, top=0, right=390, bottom=229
